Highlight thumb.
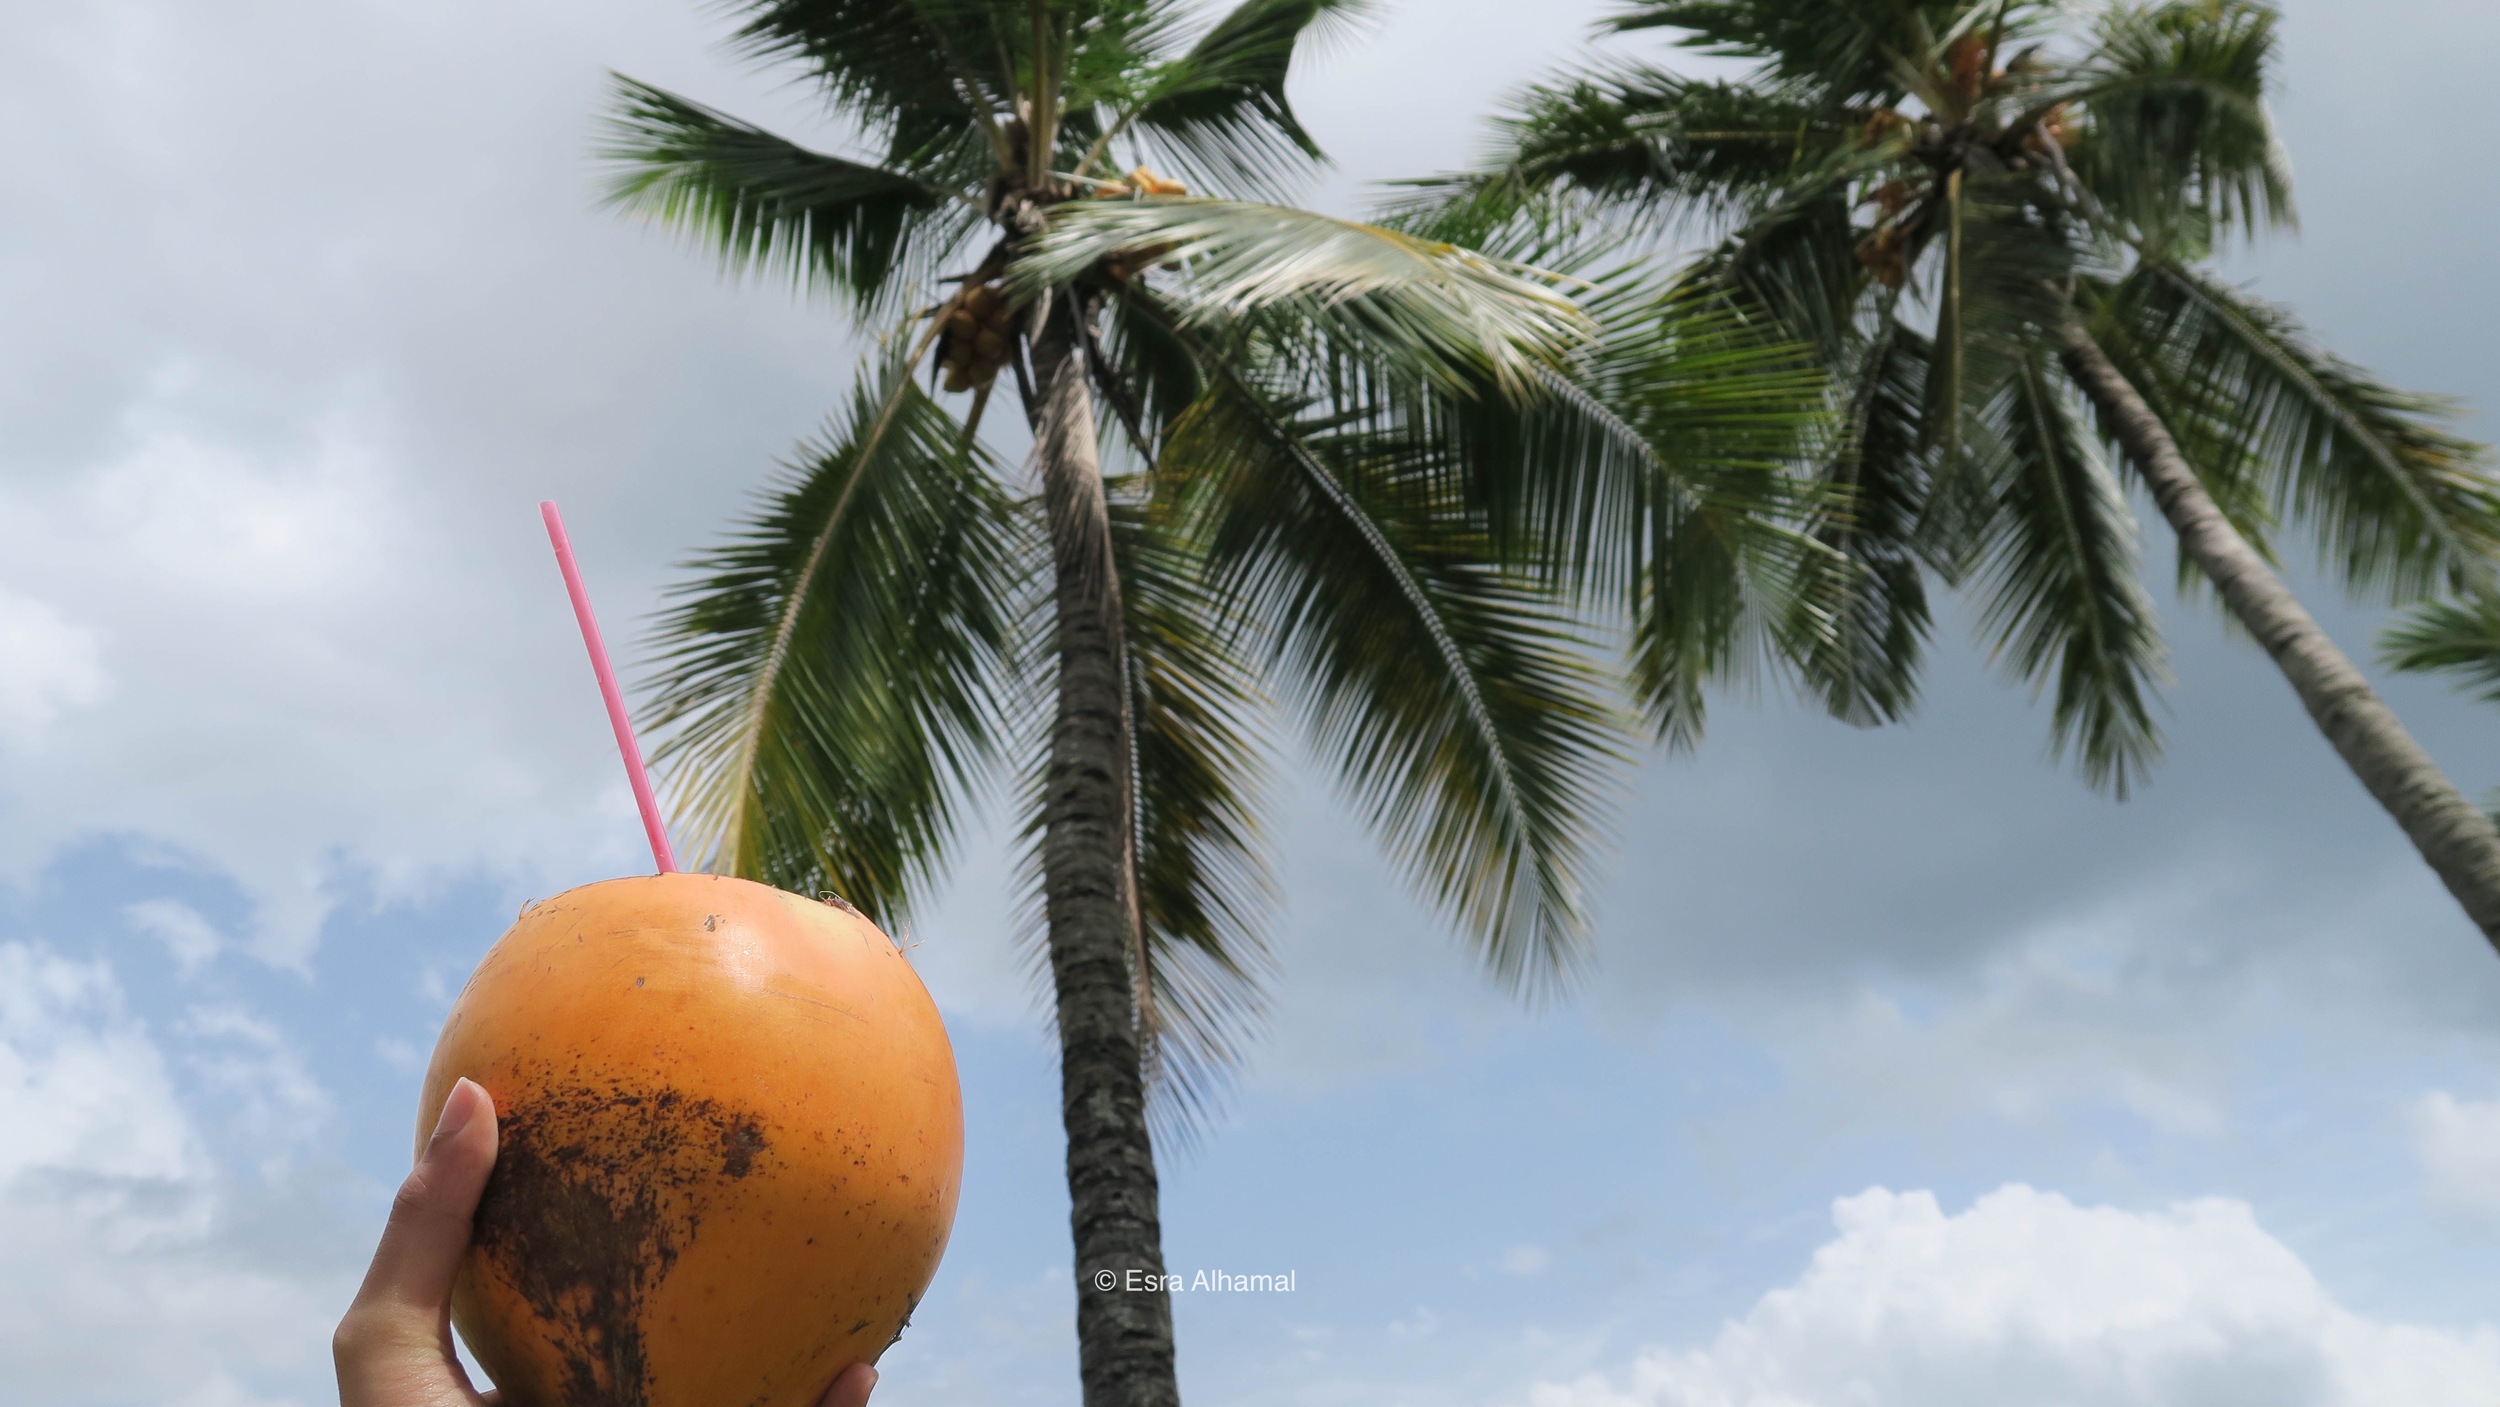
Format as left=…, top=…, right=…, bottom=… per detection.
left=338, top=1078, right=499, bottom=1349
left=818, top=1363, right=878, bottom=1407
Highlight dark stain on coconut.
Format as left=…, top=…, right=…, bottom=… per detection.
left=720, top=1122, right=767, bottom=1179
left=469, top=1080, right=773, bottom=1407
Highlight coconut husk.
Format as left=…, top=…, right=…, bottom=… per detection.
left=1102, top=240, right=1182, bottom=284
left=1856, top=226, right=1910, bottom=289
left=1944, top=35, right=1988, bottom=106
left=931, top=278, right=1019, bottom=394
left=1859, top=108, right=1911, bottom=149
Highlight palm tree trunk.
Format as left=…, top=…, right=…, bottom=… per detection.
left=2058, top=318, right=2500, bottom=955
left=1028, top=292, right=1184, bottom=1407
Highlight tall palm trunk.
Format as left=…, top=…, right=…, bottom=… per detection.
left=2058, top=318, right=2500, bottom=955
left=1027, top=291, right=1184, bottom=1407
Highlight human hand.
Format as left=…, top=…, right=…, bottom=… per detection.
left=333, top=1077, right=878, bottom=1407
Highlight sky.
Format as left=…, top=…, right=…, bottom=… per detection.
left=3, top=1, right=2499, bottom=1404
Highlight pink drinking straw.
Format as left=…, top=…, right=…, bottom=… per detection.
left=541, top=500, right=678, bottom=874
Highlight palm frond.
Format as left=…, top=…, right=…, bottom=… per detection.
left=1118, top=0, right=1369, bottom=196
left=1324, top=255, right=1892, bottom=743
left=602, top=77, right=973, bottom=313
left=1925, top=167, right=1972, bottom=483
left=1684, top=228, right=1941, bottom=724
left=1685, top=179, right=1865, bottom=355
left=1171, top=255, right=1839, bottom=747
left=2384, top=595, right=2500, bottom=706
left=643, top=349, right=1029, bottom=919
left=1798, top=316, right=1934, bottom=723
left=1971, top=348, right=2166, bottom=794
left=2099, top=261, right=2500, bottom=600
left=1391, top=67, right=1848, bottom=241
left=1094, top=282, right=1213, bottom=443
left=1517, top=275, right=1839, bottom=743
left=1610, top=0, right=1995, bottom=104
left=1920, top=163, right=2081, bottom=556
left=1051, top=0, right=1205, bottom=134
left=2063, top=0, right=2292, bottom=251
left=721, top=0, right=1022, bottom=162
left=2069, top=272, right=2277, bottom=603
left=1160, top=364, right=1629, bottom=990
left=1111, top=487, right=1277, bottom=1133
left=1013, top=198, right=1595, bottom=396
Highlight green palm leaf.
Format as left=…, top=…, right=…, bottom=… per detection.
left=2072, top=272, right=2278, bottom=594
left=1109, top=263, right=1838, bottom=753
left=1095, top=282, right=1212, bottom=444
left=1971, top=348, right=2166, bottom=795
left=602, top=77, right=973, bottom=313
left=1391, top=68, right=1848, bottom=241
left=1111, top=489, right=1276, bottom=1128
left=2384, top=595, right=2500, bottom=706
left=2370, top=597, right=2500, bottom=699
left=1002, top=477, right=1278, bottom=1133
left=1013, top=197, right=1595, bottom=395
left=643, top=349, right=1028, bottom=919
left=1685, top=180, right=1864, bottom=356
left=2063, top=0, right=2293, bottom=251
left=1611, top=0, right=1988, bottom=103
left=720, top=0, right=1023, bottom=162
left=1803, top=315, right=1934, bottom=723
left=1162, top=365, right=1629, bottom=988
left=2100, top=261, right=2500, bottom=600
left=1922, top=162, right=2079, bottom=506
left=2383, top=594, right=2500, bottom=832
left=1120, top=0, right=1369, bottom=195
left=1444, top=274, right=1838, bottom=745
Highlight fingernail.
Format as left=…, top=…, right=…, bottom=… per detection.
left=432, top=1078, right=483, bottom=1140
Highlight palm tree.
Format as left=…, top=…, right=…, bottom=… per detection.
left=1414, top=0, right=2500, bottom=955
left=600, top=3, right=1826, bottom=1403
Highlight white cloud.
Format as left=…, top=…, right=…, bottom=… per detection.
left=0, top=942, right=357, bottom=1406
left=0, top=412, right=615, bottom=967
left=0, top=0, right=845, bottom=968
left=126, top=898, right=223, bottom=975
left=1500, top=1244, right=1553, bottom=1276
left=0, top=584, right=108, bottom=747
left=0, top=943, right=200, bottom=1184
left=2406, top=1092, right=2500, bottom=1221
left=372, top=1034, right=425, bottom=1072
left=1785, top=934, right=2230, bottom=1137
left=1530, top=1184, right=2500, bottom=1407
left=1390, top=1307, right=1443, bottom=1340
left=176, top=1005, right=333, bottom=1177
